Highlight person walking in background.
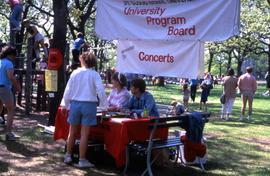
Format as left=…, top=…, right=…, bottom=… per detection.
left=220, top=68, right=238, bottom=121
left=189, top=78, right=199, bottom=102
left=0, top=46, right=21, bottom=141
left=238, top=66, right=257, bottom=121
left=71, top=32, right=85, bottom=70
left=263, top=71, right=270, bottom=96
left=199, top=73, right=213, bottom=112
left=61, top=52, right=108, bottom=168
left=107, top=72, right=131, bottom=111
left=182, top=83, right=190, bottom=111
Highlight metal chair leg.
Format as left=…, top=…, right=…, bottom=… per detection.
left=198, top=157, right=205, bottom=172
left=175, top=146, right=180, bottom=164
left=141, top=150, right=162, bottom=176
left=123, top=146, right=130, bottom=176
left=178, top=145, right=186, bottom=165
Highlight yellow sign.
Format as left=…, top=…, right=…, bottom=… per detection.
left=45, top=70, right=58, bottom=92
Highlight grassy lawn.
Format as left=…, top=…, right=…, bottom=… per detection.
left=1, top=83, right=269, bottom=175
left=148, top=83, right=270, bottom=176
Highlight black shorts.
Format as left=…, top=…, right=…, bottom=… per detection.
left=72, top=49, right=80, bottom=63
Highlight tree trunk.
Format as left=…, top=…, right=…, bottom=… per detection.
left=237, top=59, right=243, bottom=76
left=158, top=77, right=165, bottom=86
left=268, top=43, right=270, bottom=76
left=99, top=50, right=104, bottom=71
left=48, top=0, right=68, bottom=126
left=208, top=52, right=214, bottom=72
left=227, top=55, right=232, bottom=70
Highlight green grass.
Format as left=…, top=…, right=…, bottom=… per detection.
left=147, top=83, right=270, bottom=176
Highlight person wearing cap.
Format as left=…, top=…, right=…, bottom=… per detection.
left=107, top=72, right=130, bottom=111
left=238, top=66, right=257, bottom=121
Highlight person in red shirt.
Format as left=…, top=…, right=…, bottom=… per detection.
left=238, top=66, right=257, bottom=121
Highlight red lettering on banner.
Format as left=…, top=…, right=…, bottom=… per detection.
left=146, top=16, right=186, bottom=27
left=124, top=7, right=166, bottom=16
left=138, top=52, right=174, bottom=63
left=168, top=25, right=196, bottom=36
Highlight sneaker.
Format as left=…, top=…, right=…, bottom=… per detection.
left=220, top=114, right=224, bottom=119
left=225, top=114, right=231, bottom=121
left=5, top=132, right=20, bottom=141
left=247, top=116, right=252, bottom=121
left=239, top=116, right=244, bottom=121
left=74, top=159, right=95, bottom=168
left=64, top=154, right=72, bottom=164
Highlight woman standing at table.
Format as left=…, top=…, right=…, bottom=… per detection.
left=61, top=52, right=108, bottom=168
left=107, top=72, right=130, bottom=111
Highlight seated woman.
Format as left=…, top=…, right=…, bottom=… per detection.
left=128, top=78, right=159, bottom=117
left=107, top=72, right=131, bottom=111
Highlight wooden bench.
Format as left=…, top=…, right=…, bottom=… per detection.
left=124, top=112, right=210, bottom=176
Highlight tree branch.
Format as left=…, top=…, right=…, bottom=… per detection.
left=26, top=0, right=53, bottom=17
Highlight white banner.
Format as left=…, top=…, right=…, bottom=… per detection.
left=96, top=0, right=240, bottom=41
left=116, top=40, right=204, bottom=78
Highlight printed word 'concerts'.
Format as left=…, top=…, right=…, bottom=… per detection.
left=139, top=52, right=174, bottom=63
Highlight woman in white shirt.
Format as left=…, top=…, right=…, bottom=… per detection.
left=61, top=52, right=108, bottom=168
left=107, top=72, right=131, bottom=111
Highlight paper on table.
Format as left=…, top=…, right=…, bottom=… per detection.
left=110, top=118, right=132, bottom=123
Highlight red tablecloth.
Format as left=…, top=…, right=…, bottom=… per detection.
left=54, top=107, right=168, bottom=167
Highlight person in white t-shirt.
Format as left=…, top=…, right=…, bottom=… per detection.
left=26, top=25, right=48, bottom=68
left=61, top=52, right=108, bottom=168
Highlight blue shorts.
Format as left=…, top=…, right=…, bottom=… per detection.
left=0, top=87, right=14, bottom=105
left=68, top=101, right=97, bottom=126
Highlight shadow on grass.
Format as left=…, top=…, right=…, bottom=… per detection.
left=0, top=139, right=39, bottom=157
left=207, top=136, right=266, bottom=175
left=0, top=160, right=9, bottom=173
left=86, top=154, right=214, bottom=176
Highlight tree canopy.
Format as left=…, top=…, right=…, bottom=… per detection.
left=0, top=0, right=269, bottom=77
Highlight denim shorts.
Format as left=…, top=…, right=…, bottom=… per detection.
left=68, top=101, right=97, bottom=126
left=0, top=87, right=14, bottom=105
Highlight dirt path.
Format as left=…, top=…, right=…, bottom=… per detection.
left=0, top=108, right=203, bottom=176
left=0, top=109, right=94, bottom=176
